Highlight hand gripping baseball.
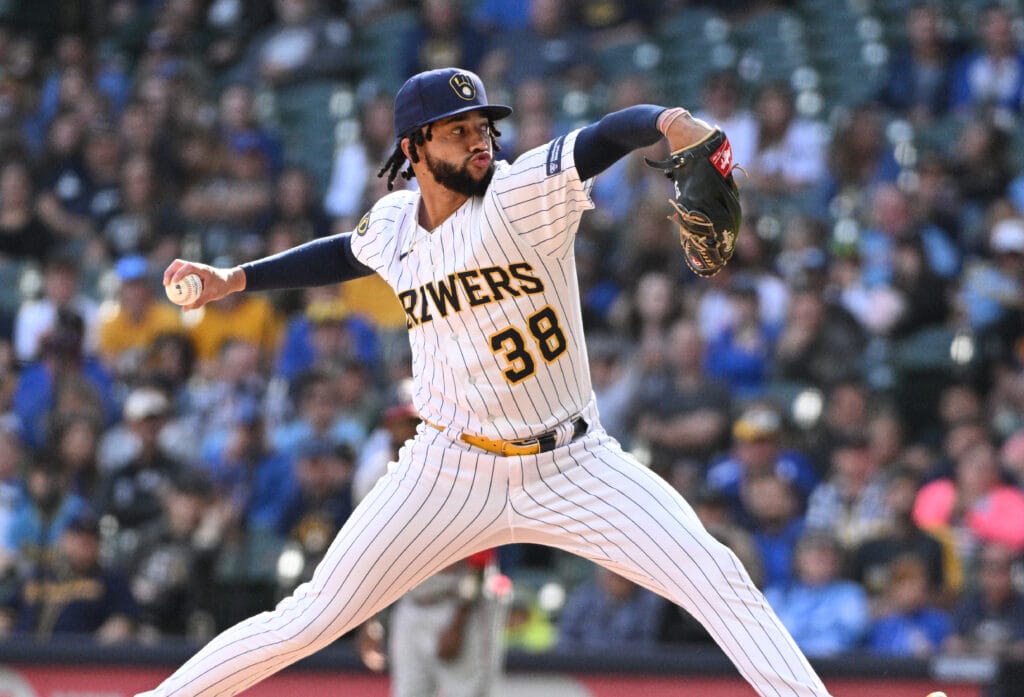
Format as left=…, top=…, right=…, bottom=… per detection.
left=163, top=258, right=246, bottom=311
left=644, top=127, right=742, bottom=278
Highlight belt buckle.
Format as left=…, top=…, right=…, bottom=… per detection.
left=503, top=439, right=541, bottom=456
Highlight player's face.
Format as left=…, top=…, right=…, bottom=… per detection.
left=421, top=111, right=496, bottom=197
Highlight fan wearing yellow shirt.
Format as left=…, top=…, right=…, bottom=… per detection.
left=184, top=290, right=283, bottom=364
left=97, top=256, right=183, bottom=372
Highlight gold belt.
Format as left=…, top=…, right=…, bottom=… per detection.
left=426, top=416, right=588, bottom=457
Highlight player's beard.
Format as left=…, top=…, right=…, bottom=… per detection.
left=424, top=150, right=494, bottom=197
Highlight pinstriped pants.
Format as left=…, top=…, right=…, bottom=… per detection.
left=137, top=411, right=832, bottom=697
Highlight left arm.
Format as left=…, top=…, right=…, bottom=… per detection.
left=574, top=105, right=713, bottom=181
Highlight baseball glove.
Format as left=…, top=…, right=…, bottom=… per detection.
left=645, top=127, right=742, bottom=278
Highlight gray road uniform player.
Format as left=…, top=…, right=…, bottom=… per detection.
left=140, top=68, right=834, bottom=697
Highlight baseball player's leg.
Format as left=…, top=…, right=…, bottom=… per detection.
left=436, top=600, right=501, bottom=697
left=512, top=430, right=832, bottom=697
left=388, top=598, right=440, bottom=697
left=138, top=433, right=509, bottom=697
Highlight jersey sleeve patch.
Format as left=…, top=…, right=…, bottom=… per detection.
left=545, top=135, right=565, bottom=176
left=356, top=211, right=370, bottom=235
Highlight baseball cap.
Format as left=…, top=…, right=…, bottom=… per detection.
left=393, top=68, right=512, bottom=140
left=115, top=254, right=149, bottom=282
left=124, top=386, right=170, bottom=421
left=991, top=218, right=1024, bottom=255
left=733, top=407, right=782, bottom=441
left=65, top=510, right=101, bottom=536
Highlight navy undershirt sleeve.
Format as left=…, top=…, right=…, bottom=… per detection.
left=241, top=233, right=375, bottom=291
left=574, top=104, right=666, bottom=181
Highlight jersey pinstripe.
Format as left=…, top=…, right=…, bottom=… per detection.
left=350, top=130, right=594, bottom=440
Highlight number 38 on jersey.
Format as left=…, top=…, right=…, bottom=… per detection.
left=489, top=305, right=568, bottom=384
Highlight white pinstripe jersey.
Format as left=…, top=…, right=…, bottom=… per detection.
left=350, top=129, right=595, bottom=440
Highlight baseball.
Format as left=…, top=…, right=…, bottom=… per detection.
left=165, top=273, right=203, bottom=305
left=925, top=692, right=948, bottom=697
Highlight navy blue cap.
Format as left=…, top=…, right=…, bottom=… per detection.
left=393, top=68, right=512, bottom=140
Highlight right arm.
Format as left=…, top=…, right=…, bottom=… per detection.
left=163, top=232, right=374, bottom=311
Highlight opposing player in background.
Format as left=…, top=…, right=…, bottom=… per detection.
left=138, top=68, right=833, bottom=697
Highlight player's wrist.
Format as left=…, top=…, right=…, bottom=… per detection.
left=226, top=266, right=247, bottom=293
left=662, top=110, right=714, bottom=153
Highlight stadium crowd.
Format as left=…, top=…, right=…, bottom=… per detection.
left=0, top=0, right=1020, bottom=670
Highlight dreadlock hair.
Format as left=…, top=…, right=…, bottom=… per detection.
left=377, top=119, right=504, bottom=191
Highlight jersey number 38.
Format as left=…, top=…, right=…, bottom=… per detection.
left=488, top=305, right=568, bottom=384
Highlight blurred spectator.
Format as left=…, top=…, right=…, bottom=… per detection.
left=95, top=386, right=188, bottom=540
left=1000, top=430, right=1024, bottom=485
left=0, top=426, right=25, bottom=569
left=707, top=405, right=819, bottom=525
left=324, top=94, right=402, bottom=228
left=13, top=309, right=118, bottom=451
left=473, top=0, right=532, bottom=36
left=693, top=69, right=757, bottom=171
left=857, top=184, right=960, bottom=291
left=13, top=252, right=100, bottom=363
left=609, top=270, right=683, bottom=347
left=849, top=466, right=952, bottom=608
left=825, top=104, right=901, bottom=213
left=950, top=3, right=1024, bottom=119
left=803, top=380, right=872, bottom=468
left=200, top=402, right=295, bottom=535
left=97, top=254, right=182, bottom=371
left=773, top=286, right=866, bottom=390
left=0, top=511, right=136, bottom=642
left=886, top=237, right=953, bottom=338
left=574, top=0, right=654, bottom=49
left=479, top=0, right=596, bottom=90
left=271, top=369, right=365, bottom=459
left=949, top=119, right=1016, bottom=246
left=866, top=554, right=951, bottom=657
left=704, top=279, right=780, bottom=398
left=261, top=165, right=331, bottom=246
left=276, top=441, right=355, bottom=588
left=741, top=473, right=805, bottom=589
left=274, top=287, right=379, bottom=382
left=805, top=433, right=890, bottom=550
left=36, top=121, right=122, bottom=255
left=913, top=441, right=1024, bottom=558
left=371, top=554, right=506, bottom=697
left=234, top=0, right=360, bottom=89
left=745, top=82, right=827, bottom=205
left=556, top=565, right=665, bottom=652
left=179, top=131, right=274, bottom=262
left=3, top=457, right=89, bottom=576
left=217, top=83, right=283, bottom=177
left=943, top=541, right=1024, bottom=661
left=129, top=469, right=219, bottom=641
left=0, top=159, right=56, bottom=263
left=186, top=283, right=283, bottom=365
left=99, top=153, right=182, bottom=264
left=51, top=414, right=103, bottom=502
left=187, top=339, right=268, bottom=451
left=401, top=0, right=487, bottom=77
left=352, top=401, right=420, bottom=505
left=632, top=318, right=732, bottom=473
left=877, top=2, right=957, bottom=126
left=959, top=217, right=1024, bottom=333
left=763, top=531, right=870, bottom=658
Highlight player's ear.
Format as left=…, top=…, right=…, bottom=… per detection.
left=400, top=136, right=413, bottom=162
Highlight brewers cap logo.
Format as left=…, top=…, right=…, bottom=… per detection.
left=356, top=212, right=370, bottom=236
left=450, top=73, right=476, bottom=101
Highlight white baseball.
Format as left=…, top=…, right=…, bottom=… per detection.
left=165, top=273, right=203, bottom=305
left=925, top=692, right=948, bottom=697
